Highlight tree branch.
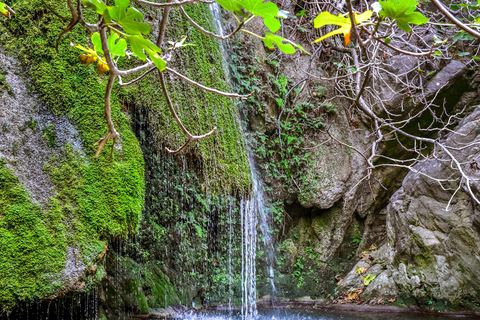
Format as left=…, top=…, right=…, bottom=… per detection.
left=159, top=72, right=217, bottom=154
left=56, top=0, right=80, bottom=52
left=179, top=6, right=245, bottom=40
left=40, top=0, right=69, bottom=21
left=166, top=67, right=254, bottom=98
left=431, top=0, right=480, bottom=40
left=118, top=68, right=156, bottom=88
left=94, top=73, right=121, bottom=158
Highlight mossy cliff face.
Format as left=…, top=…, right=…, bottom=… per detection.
left=0, top=0, right=145, bottom=310
left=99, top=108, right=245, bottom=318
left=0, top=0, right=249, bottom=313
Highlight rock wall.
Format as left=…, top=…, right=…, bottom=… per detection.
left=339, top=109, right=480, bottom=309
left=226, top=0, right=480, bottom=311
left=0, top=0, right=250, bottom=315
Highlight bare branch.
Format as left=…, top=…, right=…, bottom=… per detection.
left=94, top=74, right=121, bottom=158
left=156, top=0, right=172, bottom=47
left=159, top=72, right=217, bottom=154
left=56, top=0, right=80, bottom=52
left=118, top=68, right=156, bottom=88
left=166, top=67, right=254, bottom=98
left=362, top=27, right=434, bottom=57
left=179, top=6, right=245, bottom=40
left=431, top=0, right=480, bottom=40
left=40, top=0, right=69, bottom=21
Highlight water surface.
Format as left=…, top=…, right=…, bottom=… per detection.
left=169, top=308, right=479, bottom=320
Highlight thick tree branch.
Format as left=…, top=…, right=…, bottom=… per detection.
left=94, top=74, right=121, bottom=158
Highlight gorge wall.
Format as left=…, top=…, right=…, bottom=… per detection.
left=0, top=0, right=480, bottom=318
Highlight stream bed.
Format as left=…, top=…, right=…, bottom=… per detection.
left=166, top=309, right=480, bottom=320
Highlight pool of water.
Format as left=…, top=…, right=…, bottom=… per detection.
left=168, top=308, right=479, bottom=320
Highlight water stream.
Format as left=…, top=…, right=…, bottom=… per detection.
left=208, top=3, right=277, bottom=317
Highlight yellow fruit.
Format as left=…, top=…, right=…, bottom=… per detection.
left=79, top=53, right=97, bottom=66
left=97, top=61, right=110, bottom=74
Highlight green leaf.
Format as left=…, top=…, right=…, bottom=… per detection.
left=457, top=51, right=470, bottom=56
left=127, top=35, right=166, bottom=71
left=275, top=97, right=284, bottom=107
left=378, top=0, right=429, bottom=32
left=385, top=37, right=391, bottom=44
left=242, top=0, right=283, bottom=32
left=363, top=274, right=377, bottom=286
left=0, top=2, right=7, bottom=15
left=453, top=30, right=476, bottom=41
left=108, top=32, right=127, bottom=57
left=91, top=32, right=102, bottom=54
left=263, top=32, right=308, bottom=54
left=296, top=9, right=306, bottom=17
left=91, top=32, right=127, bottom=58
left=433, top=50, right=442, bottom=56
left=216, top=0, right=245, bottom=16
left=108, top=0, right=151, bottom=35
left=264, top=16, right=281, bottom=33
left=82, top=0, right=108, bottom=15
left=0, top=2, right=12, bottom=18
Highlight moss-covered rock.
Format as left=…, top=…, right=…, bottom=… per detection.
left=0, top=0, right=144, bottom=310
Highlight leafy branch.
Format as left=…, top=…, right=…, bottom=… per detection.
left=18, top=0, right=305, bottom=157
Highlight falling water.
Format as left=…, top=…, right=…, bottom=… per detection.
left=208, top=3, right=277, bottom=317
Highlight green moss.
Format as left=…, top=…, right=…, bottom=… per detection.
left=143, top=262, right=180, bottom=308
left=0, top=0, right=251, bottom=310
left=0, top=159, right=66, bottom=309
left=0, top=0, right=144, bottom=309
left=119, top=4, right=250, bottom=193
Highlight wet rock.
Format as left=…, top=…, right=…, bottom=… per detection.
left=362, top=271, right=399, bottom=300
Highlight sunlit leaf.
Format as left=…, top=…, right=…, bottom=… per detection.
left=216, top=0, right=245, bottom=16
left=72, top=43, right=97, bottom=56
left=312, top=11, right=372, bottom=45
left=82, top=0, right=107, bottom=15
left=108, top=0, right=151, bottom=35
left=108, top=32, right=127, bottom=57
left=127, top=35, right=166, bottom=71
left=0, top=2, right=14, bottom=18
left=378, top=0, right=428, bottom=32
left=243, top=0, right=283, bottom=32
left=91, top=33, right=103, bottom=54
left=263, top=32, right=308, bottom=54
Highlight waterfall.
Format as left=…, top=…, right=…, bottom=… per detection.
left=208, top=3, right=276, bottom=317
